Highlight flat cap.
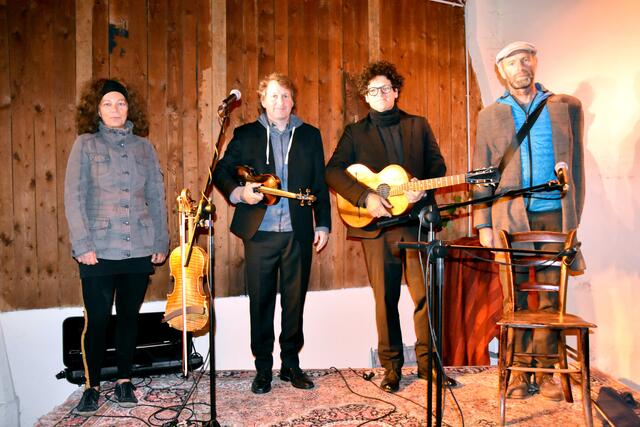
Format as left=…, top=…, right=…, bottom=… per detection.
left=495, top=41, right=537, bottom=65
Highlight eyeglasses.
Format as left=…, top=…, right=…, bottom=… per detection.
left=366, top=85, right=394, bottom=97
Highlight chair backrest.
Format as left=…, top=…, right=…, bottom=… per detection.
left=498, top=229, right=578, bottom=315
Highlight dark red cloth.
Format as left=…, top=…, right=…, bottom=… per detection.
left=443, top=237, right=502, bottom=366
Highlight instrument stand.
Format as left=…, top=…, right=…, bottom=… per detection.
left=396, top=178, right=566, bottom=426
left=183, top=111, right=232, bottom=427
left=416, top=204, right=446, bottom=427
left=202, top=204, right=220, bottom=427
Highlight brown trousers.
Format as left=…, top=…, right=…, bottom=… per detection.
left=497, top=209, right=563, bottom=368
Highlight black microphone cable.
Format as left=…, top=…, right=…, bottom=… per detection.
left=416, top=223, right=466, bottom=427
left=330, top=367, right=398, bottom=426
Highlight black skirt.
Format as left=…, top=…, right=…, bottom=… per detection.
left=78, top=256, right=154, bottom=279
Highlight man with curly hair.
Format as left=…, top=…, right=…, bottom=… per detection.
left=326, top=61, right=450, bottom=392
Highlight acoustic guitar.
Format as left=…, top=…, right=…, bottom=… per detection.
left=236, top=165, right=316, bottom=205
left=336, top=163, right=499, bottom=228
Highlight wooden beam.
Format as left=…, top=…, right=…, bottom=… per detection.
left=76, top=0, right=93, bottom=102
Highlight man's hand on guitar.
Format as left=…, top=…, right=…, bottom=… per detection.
left=232, top=182, right=264, bottom=205
left=405, top=177, right=425, bottom=203
left=365, top=193, right=392, bottom=218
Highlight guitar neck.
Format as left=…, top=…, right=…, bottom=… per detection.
left=390, top=173, right=466, bottom=195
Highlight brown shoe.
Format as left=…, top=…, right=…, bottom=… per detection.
left=380, top=369, right=401, bottom=392
left=537, top=374, right=563, bottom=401
left=506, top=373, right=531, bottom=399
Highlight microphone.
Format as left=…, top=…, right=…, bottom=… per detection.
left=217, top=89, right=241, bottom=117
left=554, top=161, right=569, bottom=193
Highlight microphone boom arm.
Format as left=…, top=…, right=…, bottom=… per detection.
left=184, top=109, right=232, bottom=265
left=375, top=179, right=565, bottom=230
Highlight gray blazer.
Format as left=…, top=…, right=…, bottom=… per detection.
left=64, top=122, right=169, bottom=259
left=472, top=94, right=585, bottom=270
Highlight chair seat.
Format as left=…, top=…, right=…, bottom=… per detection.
left=498, top=310, right=596, bottom=329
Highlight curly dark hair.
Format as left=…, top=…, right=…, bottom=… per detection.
left=257, top=72, right=297, bottom=113
left=76, top=78, right=149, bottom=137
left=357, top=60, right=405, bottom=95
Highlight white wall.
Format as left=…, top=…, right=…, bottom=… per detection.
left=0, top=286, right=421, bottom=426
left=466, top=0, right=640, bottom=390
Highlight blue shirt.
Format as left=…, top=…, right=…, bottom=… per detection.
left=257, top=113, right=302, bottom=233
left=498, top=84, right=561, bottom=212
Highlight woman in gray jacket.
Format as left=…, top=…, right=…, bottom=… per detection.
left=64, top=78, right=169, bottom=416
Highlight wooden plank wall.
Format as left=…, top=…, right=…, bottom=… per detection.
left=0, top=0, right=481, bottom=310
left=218, top=0, right=478, bottom=295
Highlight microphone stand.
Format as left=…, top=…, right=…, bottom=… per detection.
left=182, top=110, right=232, bottom=427
left=394, top=178, right=565, bottom=427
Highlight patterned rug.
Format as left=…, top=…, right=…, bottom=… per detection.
left=37, top=366, right=639, bottom=426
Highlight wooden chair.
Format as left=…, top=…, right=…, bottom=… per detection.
left=496, top=229, right=596, bottom=426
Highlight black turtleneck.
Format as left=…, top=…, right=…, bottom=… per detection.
left=370, top=106, right=403, bottom=164
left=369, top=105, right=401, bottom=127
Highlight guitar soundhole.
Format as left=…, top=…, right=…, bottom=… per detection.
left=377, top=183, right=391, bottom=199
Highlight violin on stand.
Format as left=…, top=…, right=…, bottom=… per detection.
left=163, top=89, right=241, bottom=427
left=164, top=188, right=209, bottom=377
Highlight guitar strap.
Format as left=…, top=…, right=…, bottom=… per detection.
left=497, top=96, right=549, bottom=174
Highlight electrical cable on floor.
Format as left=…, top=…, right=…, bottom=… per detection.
left=138, top=374, right=195, bottom=426
left=330, top=366, right=398, bottom=426
left=147, top=345, right=211, bottom=426
left=366, top=371, right=456, bottom=427
left=338, top=366, right=457, bottom=427
left=59, top=377, right=157, bottom=427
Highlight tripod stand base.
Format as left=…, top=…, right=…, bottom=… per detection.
left=204, top=420, right=221, bottom=427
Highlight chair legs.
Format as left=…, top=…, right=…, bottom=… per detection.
left=498, top=326, right=513, bottom=426
left=557, top=330, right=573, bottom=403
left=579, top=328, right=594, bottom=427
left=498, top=326, right=593, bottom=427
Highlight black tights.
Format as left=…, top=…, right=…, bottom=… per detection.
left=80, top=273, right=149, bottom=388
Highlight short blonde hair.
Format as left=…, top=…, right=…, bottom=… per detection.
left=257, top=73, right=296, bottom=113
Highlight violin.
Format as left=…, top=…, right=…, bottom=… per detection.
left=236, top=165, right=316, bottom=206
left=164, top=189, right=209, bottom=375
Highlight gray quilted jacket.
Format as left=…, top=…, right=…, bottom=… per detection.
left=64, top=121, right=169, bottom=259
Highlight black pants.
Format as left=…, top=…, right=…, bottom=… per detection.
left=81, top=273, right=149, bottom=388
left=361, top=226, right=429, bottom=372
left=243, top=231, right=311, bottom=372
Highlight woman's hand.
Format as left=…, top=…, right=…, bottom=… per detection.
left=151, top=252, right=167, bottom=264
left=76, top=251, right=98, bottom=265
